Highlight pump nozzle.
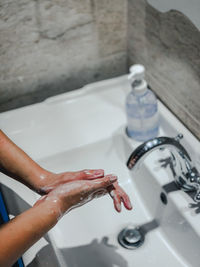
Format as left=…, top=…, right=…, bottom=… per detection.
left=128, top=64, right=145, bottom=82
left=128, top=64, right=147, bottom=94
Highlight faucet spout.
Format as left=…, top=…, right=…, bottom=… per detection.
left=127, top=134, right=190, bottom=169
left=127, top=134, right=200, bottom=202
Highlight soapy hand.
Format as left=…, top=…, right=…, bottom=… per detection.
left=35, top=174, right=118, bottom=219
left=38, top=169, right=105, bottom=194
left=0, top=131, right=133, bottom=267
left=37, top=169, right=132, bottom=213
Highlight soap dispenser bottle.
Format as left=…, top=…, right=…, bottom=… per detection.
left=126, top=64, right=159, bottom=141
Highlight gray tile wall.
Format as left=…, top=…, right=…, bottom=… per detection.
left=128, top=0, right=200, bottom=139
left=1, top=0, right=200, bottom=140
left=0, top=0, right=127, bottom=111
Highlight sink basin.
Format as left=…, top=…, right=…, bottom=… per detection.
left=0, top=75, right=199, bottom=266
left=38, top=131, right=198, bottom=267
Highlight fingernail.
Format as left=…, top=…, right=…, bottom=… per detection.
left=127, top=202, right=133, bottom=209
left=116, top=203, right=121, bottom=212
left=109, top=175, right=117, bottom=182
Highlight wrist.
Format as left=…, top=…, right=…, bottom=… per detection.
left=31, top=168, right=55, bottom=194
left=34, top=194, right=63, bottom=222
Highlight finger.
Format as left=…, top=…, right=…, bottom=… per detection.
left=87, top=174, right=117, bottom=193
left=114, top=183, right=132, bottom=209
left=120, top=191, right=132, bottom=210
left=76, top=169, right=104, bottom=180
left=109, top=188, right=122, bottom=212
left=108, top=182, right=132, bottom=211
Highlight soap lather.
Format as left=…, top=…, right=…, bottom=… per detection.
left=126, top=64, right=159, bottom=141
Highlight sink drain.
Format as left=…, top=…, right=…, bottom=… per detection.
left=118, top=226, right=144, bottom=249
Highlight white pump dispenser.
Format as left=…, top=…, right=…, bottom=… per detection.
left=128, top=64, right=147, bottom=94
left=126, top=64, right=159, bottom=141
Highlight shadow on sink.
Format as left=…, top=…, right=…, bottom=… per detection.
left=59, top=237, right=128, bottom=267
left=27, top=244, right=59, bottom=267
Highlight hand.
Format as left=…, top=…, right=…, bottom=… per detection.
left=38, top=169, right=105, bottom=194
left=35, top=175, right=118, bottom=219
left=38, top=169, right=132, bottom=213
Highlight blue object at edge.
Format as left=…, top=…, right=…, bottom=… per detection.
left=0, top=191, right=24, bottom=267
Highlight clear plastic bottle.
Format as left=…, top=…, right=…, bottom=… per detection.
left=126, top=64, right=159, bottom=141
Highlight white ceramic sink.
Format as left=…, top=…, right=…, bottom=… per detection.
left=0, top=75, right=200, bottom=267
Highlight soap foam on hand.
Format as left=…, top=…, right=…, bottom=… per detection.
left=35, top=174, right=118, bottom=221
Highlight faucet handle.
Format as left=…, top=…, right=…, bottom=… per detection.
left=194, top=191, right=200, bottom=202
left=174, top=133, right=183, bottom=142
left=184, top=167, right=200, bottom=202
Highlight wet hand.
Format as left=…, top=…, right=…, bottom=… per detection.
left=38, top=169, right=105, bottom=194
left=37, top=169, right=132, bottom=213
left=36, top=174, right=117, bottom=219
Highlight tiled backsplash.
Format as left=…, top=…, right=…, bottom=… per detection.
left=128, top=0, right=200, bottom=139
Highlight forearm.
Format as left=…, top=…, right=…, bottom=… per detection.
left=0, top=130, right=52, bottom=192
left=0, top=175, right=125, bottom=266
left=0, top=198, right=60, bottom=267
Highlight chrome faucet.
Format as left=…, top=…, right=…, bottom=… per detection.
left=127, top=134, right=200, bottom=202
